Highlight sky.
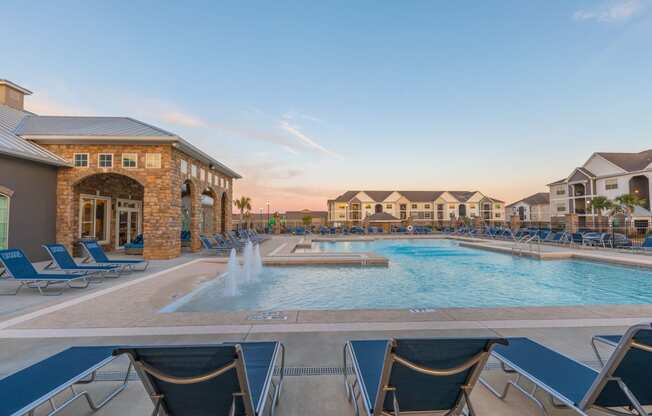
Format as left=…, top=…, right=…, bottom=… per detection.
left=2, top=1, right=651, bottom=212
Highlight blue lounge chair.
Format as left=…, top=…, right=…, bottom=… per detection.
left=200, top=236, right=232, bottom=256
left=124, top=234, right=144, bottom=254
left=482, top=323, right=652, bottom=415
left=343, top=337, right=507, bottom=416
left=0, top=346, right=131, bottom=416
left=115, top=341, right=285, bottom=416
left=632, top=235, right=652, bottom=252
left=79, top=240, right=148, bottom=272
left=0, top=248, right=91, bottom=295
left=43, top=243, right=121, bottom=278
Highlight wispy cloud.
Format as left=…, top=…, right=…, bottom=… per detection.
left=282, top=110, right=323, bottom=123
left=278, top=120, right=342, bottom=159
left=573, top=0, right=644, bottom=22
left=25, top=94, right=92, bottom=116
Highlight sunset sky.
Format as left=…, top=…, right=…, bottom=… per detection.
left=2, top=1, right=651, bottom=212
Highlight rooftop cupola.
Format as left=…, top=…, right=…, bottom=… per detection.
left=0, top=79, right=32, bottom=110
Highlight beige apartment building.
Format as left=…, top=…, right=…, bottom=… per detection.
left=327, top=190, right=504, bottom=229
left=506, top=192, right=551, bottom=222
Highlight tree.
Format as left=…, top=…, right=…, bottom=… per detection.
left=612, top=193, right=646, bottom=221
left=233, top=196, right=252, bottom=229
left=302, top=215, right=313, bottom=229
left=588, top=196, right=614, bottom=229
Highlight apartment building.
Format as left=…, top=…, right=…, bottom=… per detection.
left=327, top=190, right=504, bottom=228
left=548, top=150, right=652, bottom=227
left=506, top=192, right=551, bottom=222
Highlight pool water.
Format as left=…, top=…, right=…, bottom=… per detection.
left=174, top=239, right=652, bottom=312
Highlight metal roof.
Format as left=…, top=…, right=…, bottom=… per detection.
left=0, top=105, right=70, bottom=166
left=13, top=114, right=241, bottom=178
left=16, top=116, right=175, bottom=137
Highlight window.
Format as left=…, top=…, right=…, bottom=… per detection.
left=122, top=153, right=138, bottom=168
left=495, top=204, right=501, bottom=209
left=145, top=153, right=161, bottom=169
left=605, top=179, right=618, bottom=190
left=385, top=204, right=393, bottom=209
left=79, top=195, right=110, bottom=244
left=424, top=212, right=431, bottom=219
left=470, top=204, right=476, bottom=209
left=351, top=204, right=360, bottom=210
left=448, top=205, right=455, bottom=209
left=437, top=204, right=444, bottom=211
left=207, top=172, right=212, bottom=184
left=74, top=153, right=89, bottom=168
left=495, top=213, right=501, bottom=218
left=411, top=204, right=417, bottom=209
left=225, top=180, right=229, bottom=189
left=0, top=193, right=9, bottom=249
left=200, top=169, right=206, bottom=181
left=365, top=204, right=372, bottom=209
left=180, top=159, right=188, bottom=174
left=425, top=204, right=431, bottom=209
left=556, top=188, right=565, bottom=195
left=98, top=154, right=113, bottom=168
left=191, top=164, right=197, bottom=177
left=557, top=204, right=566, bottom=212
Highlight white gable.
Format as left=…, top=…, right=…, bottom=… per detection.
left=438, top=192, right=457, bottom=203
left=466, top=192, right=484, bottom=203
left=384, top=191, right=403, bottom=202
left=583, top=154, right=626, bottom=177
left=355, top=192, right=374, bottom=202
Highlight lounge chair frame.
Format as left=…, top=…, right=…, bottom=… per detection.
left=481, top=324, right=652, bottom=416
left=0, top=250, right=91, bottom=296
left=42, top=244, right=121, bottom=280
left=79, top=241, right=149, bottom=272
left=122, top=342, right=285, bottom=416
left=5, top=351, right=131, bottom=416
left=343, top=339, right=495, bottom=416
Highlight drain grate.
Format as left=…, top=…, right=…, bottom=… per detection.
left=409, top=308, right=438, bottom=313
left=247, top=311, right=288, bottom=321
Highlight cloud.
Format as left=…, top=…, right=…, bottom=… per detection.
left=573, top=0, right=644, bottom=22
left=282, top=111, right=323, bottom=123
left=278, top=120, right=342, bottom=159
left=161, top=111, right=206, bottom=128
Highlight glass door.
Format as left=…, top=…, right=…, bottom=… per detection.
left=115, top=199, right=142, bottom=249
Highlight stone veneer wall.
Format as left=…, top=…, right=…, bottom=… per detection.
left=39, top=143, right=235, bottom=260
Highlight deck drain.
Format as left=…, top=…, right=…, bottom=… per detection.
left=409, top=308, right=438, bottom=313
left=247, top=311, right=288, bottom=321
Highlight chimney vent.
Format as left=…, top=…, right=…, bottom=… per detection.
left=0, top=79, right=32, bottom=111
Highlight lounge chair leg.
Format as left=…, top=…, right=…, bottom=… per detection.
left=0, top=281, right=23, bottom=295
left=480, top=373, right=549, bottom=416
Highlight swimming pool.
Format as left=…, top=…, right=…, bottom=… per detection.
left=173, top=239, right=652, bottom=312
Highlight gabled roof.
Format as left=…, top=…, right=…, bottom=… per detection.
left=363, top=191, right=395, bottom=202
left=448, top=191, right=476, bottom=202
left=398, top=191, right=443, bottom=202
left=333, top=191, right=360, bottom=202
left=0, top=105, right=70, bottom=166
left=596, top=150, right=652, bottom=173
left=507, top=192, right=550, bottom=208
left=365, top=212, right=400, bottom=222
left=16, top=116, right=175, bottom=137
left=548, top=178, right=566, bottom=186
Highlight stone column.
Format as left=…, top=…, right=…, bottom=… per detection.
left=509, top=214, right=520, bottom=231
left=143, top=163, right=181, bottom=260
left=55, top=170, right=75, bottom=253
left=224, top=181, right=234, bottom=232
left=189, top=182, right=202, bottom=252
left=212, top=192, right=220, bottom=236
left=565, top=213, right=579, bottom=233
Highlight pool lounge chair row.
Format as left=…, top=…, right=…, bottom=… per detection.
left=4, top=323, right=652, bottom=416
left=0, top=241, right=147, bottom=296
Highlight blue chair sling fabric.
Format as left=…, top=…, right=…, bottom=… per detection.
left=346, top=337, right=506, bottom=415
left=485, top=324, right=652, bottom=414
left=44, top=244, right=118, bottom=271
left=0, top=346, right=124, bottom=416
left=80, top=241, right=147, bottom=270
left=115, top=342, right=281, bottom=416
left=0, top=249, right=84, bottom=281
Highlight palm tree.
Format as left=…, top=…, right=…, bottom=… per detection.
left=612, top=193, right=646, bottom=220
left=233, top=196, right=252, bottom=230
left=588, top=196, right=614, bottom=230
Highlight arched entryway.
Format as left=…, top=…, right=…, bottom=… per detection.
left=73, top=173, right=144, bottom=250
left=374, top=204, right=383, bottom=214
left=630, top=175, right=650, bottom=210
left=200, top=187, right=219, bottom=235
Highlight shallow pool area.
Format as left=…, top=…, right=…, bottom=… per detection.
left=172, top=239, right=652, bottom=312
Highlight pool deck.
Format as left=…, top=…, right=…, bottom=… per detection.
left=2, top=235, right=652, bottom=415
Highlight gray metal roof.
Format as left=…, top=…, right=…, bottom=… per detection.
left=16, top=116, right=175, bottom=137
left=0, top=105, right=70, bottom=166
left=13, top=114, right=241, bottom=178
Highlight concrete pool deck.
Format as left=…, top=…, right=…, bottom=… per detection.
left=2, top=235, right=652, bottom=415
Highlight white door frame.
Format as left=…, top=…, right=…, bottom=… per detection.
left=115, top=199, right=142, bottom=249
left=79, top=194, right=112, bottom=245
